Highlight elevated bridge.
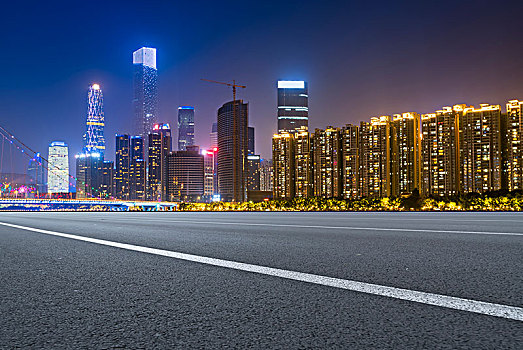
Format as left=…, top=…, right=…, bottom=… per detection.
left=0, top=199, right=177, bottom=211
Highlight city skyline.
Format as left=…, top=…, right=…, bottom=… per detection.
left=2, top=0, right=523, bottom=175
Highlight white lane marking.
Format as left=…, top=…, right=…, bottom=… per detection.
left=87, top=217, right=523, bottom=236
left=1, top=221, right=522, bottom=322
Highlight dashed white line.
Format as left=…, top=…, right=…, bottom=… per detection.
left=1, top=221, right=522, bottom=321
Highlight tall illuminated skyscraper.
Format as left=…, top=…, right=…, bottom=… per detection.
left=277, top=81, right=308, bottom=132
left=217, top=100, right=248, bottom=202
left=460, top=104, right=502, bottom=193
left=148, top=123, right=172, bottom=201
left=178, top=106, right=195, bottom=151
left=129, top=136, right=146, bottom=200
left=48, top=142, right=69, bottom=194
left=83, top=84, right=105, bottom=156
left=506, top=100, right=523, bottom=191
left=133, top=47, right=158, bottom=139
left=115, top=135, right=130, bottom=199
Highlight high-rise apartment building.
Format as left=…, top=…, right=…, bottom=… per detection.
left=294, top=127, right=313, bottom=198
left=393, top=112, right=422, bottom=195
left=272, top=132, right=294, bottom=199
left=359, top=116, right=395, bottom=197
left=341, top=124, right=360, bottom=199
left=260, top=159, right=273, bottom=192
left=115, top=135, right=130, bottom=199
left=312, top=127, right=343, bottom=198
left=277, top=81, right=308, bottom=132
left=83, top=84, right=105, bottom=156
left=217, top=100, right=248, bottom=202
left=506, top=100, right=523, bottom=191
left=178, top=106, right=195, bottom=151
left=166, top=146, right=204, bottom=202
left=421, top=105, right=463, bottom=197
left=460, top=104, right=502, bottom=193
left=133, top=47, right=158, bottom=139
left=148, top=123, right=172, bottom=200
left=130, top=136, right=146, bottom=200
left=48, top=142, right=69, bottom=194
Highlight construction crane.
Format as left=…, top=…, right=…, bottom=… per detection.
left=201, top=78, right=247, bottom=202
left=201, top=79, right=246, bottom=103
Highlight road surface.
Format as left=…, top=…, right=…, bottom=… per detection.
left=1, top=211, right=522, bottom=348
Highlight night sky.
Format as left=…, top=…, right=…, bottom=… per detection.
left=1, top=0, right=523, bottom=175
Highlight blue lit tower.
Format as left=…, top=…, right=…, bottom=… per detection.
left=83, top=84, right=105, bottom=157
left=133, top=47, right=158, bottom=139
left=277, top=81, right=308, bottom=132
left=178, top=106, right=195, bottom=151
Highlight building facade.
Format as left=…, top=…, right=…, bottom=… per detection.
left=48, top=142, right=69, bottom=194
left=341, top=124, right=359, bottom=199
left=460, top=104, right=502, bottom=193
left=178, top=106, right=195, bottom=151
left=83, top=84, right=105, bottom=156
left=75, top=152, right=102, bottom=199
left=129, top=136, right=145, bottom=200
left=506, top=100, right=523, bottom=191
left=166, top=146, right=204, bottom=202
left=217, top=100, right=248, bottom=202
left=272, top=132, right=294, bottom=199
left=277, top=81, right=308, bottom=132
left=114, top=135, right=130, bottom=199
left=148, top=123, right=172, bottom=201
left=133, top=47, right=158, bottom=139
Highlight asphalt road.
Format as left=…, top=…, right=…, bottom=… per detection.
left=0, top=211, right=522, bottom=349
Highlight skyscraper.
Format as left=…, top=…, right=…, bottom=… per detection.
left=247, top=154, right=261, bottom=192
left=27, top=153, right=45, bottom=196
left=115, top=135, right=130, bottom=199
left=83, top=84, right=105, bottom=156
left=506, top=100, right=523, bottom=191
left=75, top=152, right=102, bottom=199
left=100, top=161, right=114, bottom=198
left=178, top=106, right=195, bottom=151
left=277, top=81, right=308, bottom=132
left=294, top=127, right=313, bottom=198
left=133, top=47, right=158, bottom=139
left=272, top=132, right=294, bottom=199
left=460, top=104, right=502, bottom=193
left=202, top=148, right=217, bottom=198
left=210, top=122, right=218, bottom=149
left=359, top=116, right=395, bottom=197
left=248, top=126, right=255, bottom=154
left=166, top=146, right=204, bottom=202
left=217, top=100, right=248, bottom=202
left=312, top=127, right=343, bottom=198
left=259, top=159, right=274, bottom=192
left=393, top=112, right=422, bottom=195
left=148, top=123, right=172, bottom=201
left=48, top=141, right=69, bottom=194
left=342, top=124, right=360, bottom=199
left=129, top=136, right=146, bottom=200
left=421, top=106, right=463, bottom=197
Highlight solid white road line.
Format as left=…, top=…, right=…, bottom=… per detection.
left=88, top=217, right=523, bottom=236
left=1, top=221, right=522, bottom=321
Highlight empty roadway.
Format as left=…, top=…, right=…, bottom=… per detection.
left=1, top=211, right=522, bottom=348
